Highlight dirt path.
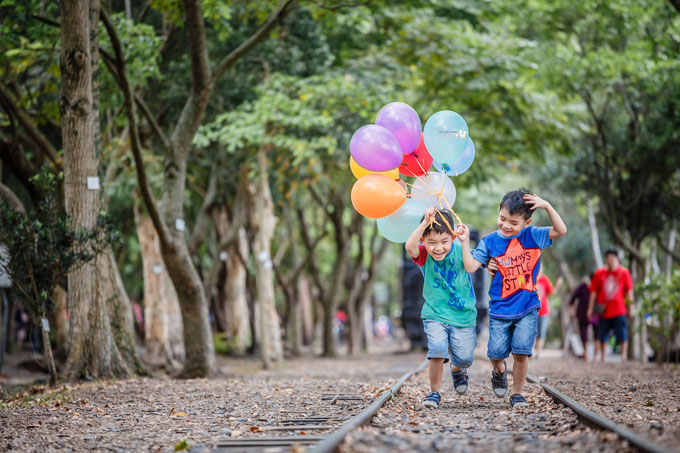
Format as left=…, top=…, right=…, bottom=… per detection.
left=1, top=347, right=678, bottom=452
left=0, top=352, right=422, bottom=452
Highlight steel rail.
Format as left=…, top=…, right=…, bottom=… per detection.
left=521, top=371, right=669, bottom=453
left=307, top=359, right=428, bottom=453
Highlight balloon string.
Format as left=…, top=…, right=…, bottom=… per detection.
left=412, top=152, right=430, bottom=177
left=408, top=192, right=443, bottom=197
left=440, top=196, right=463, bottom=227
left=426, top=207, right=458, bottom=237
left=408, top=177, right=438, bottom=193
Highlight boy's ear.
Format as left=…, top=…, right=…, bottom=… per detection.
left=524, top=218, right=533, bottom=228
left=420, top=236, right=424, bottom=243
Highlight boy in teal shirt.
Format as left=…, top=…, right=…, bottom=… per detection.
left=406, top=207, right=477, bottom=409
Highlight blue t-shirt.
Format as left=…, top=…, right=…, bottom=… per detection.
left=472, top=226, right=552, bottom=319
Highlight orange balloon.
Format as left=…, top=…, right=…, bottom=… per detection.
left=351, top=174, right=407, bottom=219
left=349, top=157, right=399, bottom=180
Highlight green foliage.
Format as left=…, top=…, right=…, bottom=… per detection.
left=0, top=167, right=117, bottom=321
left=99, top=13, right=163, bottom=112
left=638, top=271, right=680, bottom=359
left=0, top=1, right=62, bottom=125
left=506, top=0, right=680, bottom=252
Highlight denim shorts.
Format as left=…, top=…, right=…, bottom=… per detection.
left=487, top=309, right=539, bottom=359
left=598, top=315, right=628, bottom=344
left=423, top=319, right=476, bottom=368
left=537, top=315, right=550, bottom=340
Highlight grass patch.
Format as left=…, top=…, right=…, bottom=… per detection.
left=0, top=384, right=75, bottom=409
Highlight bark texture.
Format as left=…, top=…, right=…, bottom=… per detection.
left=135, top=209, right=185, bottom=369
left=60, top=0, right=137, bottom=380
left=214, top=206, right=251, bottom=355
left=249, top=149, right=282, bottom=368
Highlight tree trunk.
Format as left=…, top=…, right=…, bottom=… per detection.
left=321, top=205, right=350, bottom=357
left=629, top=253, right=647, bottom=362
left=663, top=225, right=677, bottom=280
left=322, top=305, right=336, bottom=357
left=286, top=280, right=303, bottom=357
left=587, top=200, right=604, bottom=269
left=214, top=206, right=251, bottom=355
left=249, top=149, right=282, bottom=368
left=60, top=0, right=137, bottom=380
left=160, top=242, right=216, bottom=377
left=283, top=208, right=302, bottom=357
left=650, top=238, right=661, bottom=276
left=41, top=323, right=58, bottom=387
left=348, top=235, right=389, bottom=356
left=53, top=285, right=69, bottom=357
left=299, top=275, right=313, bottom=346
left=135, top=208, right=185, bottom=369
left=546, top=248, right=577, bottom=349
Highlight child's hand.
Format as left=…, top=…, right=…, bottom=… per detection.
left=456, top=223, right=470, bottom=242
left=488, top=258, right=499, bottom=278
left=523, top=193, right=551, bottom=211
left=422, top=206, right=437, bottom=224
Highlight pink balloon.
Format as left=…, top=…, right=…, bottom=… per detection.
left=376, top=102, right=422, bottom=154
left=350, top=125, right=403, bottom=172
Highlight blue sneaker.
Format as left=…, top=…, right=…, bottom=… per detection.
left=510, top=393, right=529, bottom=409
left=451, top=369, right=469, bottom=395
left=491, top=361, right=508, bottom=398
left=423, top=391, right=441, bottom=409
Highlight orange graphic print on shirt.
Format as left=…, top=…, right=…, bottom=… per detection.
left=495, top=238, right=541, bottom=299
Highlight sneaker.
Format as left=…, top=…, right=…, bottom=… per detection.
left=451, top=369, right=469, bottom=395
left=491, top=361, right=508, bottom=398
left=422, top=391, right=441, bottom=409
left=510, top=393, right=529, bottom=409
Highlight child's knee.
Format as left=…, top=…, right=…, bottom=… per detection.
left=512, top=353, right=529, bottom=362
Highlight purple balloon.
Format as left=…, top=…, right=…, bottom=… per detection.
left=375, top=102, right=422, bottom=154
left=350, top=125, right=403, bottom=172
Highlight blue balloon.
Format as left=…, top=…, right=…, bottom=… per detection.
left=423, top=111, right=469, bottom=166
left=377, top=199, right=429, bottom=243
left=432, top=138, right=475, bottom=176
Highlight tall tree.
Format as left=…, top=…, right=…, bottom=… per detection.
left=60, top=0, right=140, bottom=380
left=101, top=0, right=299, bottom=376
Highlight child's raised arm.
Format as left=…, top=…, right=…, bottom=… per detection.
left=457, top=224, right=484, bottom=273
left=523, top=194, right=567, bottom=239
left=405, top=207, right=435, bottom=259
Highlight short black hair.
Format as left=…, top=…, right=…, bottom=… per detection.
left=499, top=188, right=533, bottom=220
left=604, top=248, right=619, bottom=258
left=421, top=209, right=455, bottom=237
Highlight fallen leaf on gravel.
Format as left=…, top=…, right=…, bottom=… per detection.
left=174, top=413, right=188, bottom=417
left=174, top=440, right=188, bottom=451
left=170, top=408, right=176, bottom=415
left=249, top=426, right=263, bottom=433
left=299, top=431, right=308, bottom=435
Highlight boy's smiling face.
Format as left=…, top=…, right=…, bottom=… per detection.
left=422, top=231, right=453, bottom=261
left=497, top=207, right=532, bottom=237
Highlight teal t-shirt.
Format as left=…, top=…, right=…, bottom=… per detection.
left=412, top=242, right=477, bottom=327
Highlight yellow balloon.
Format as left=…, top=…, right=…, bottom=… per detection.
left=349, top=157, right=399, bottom=180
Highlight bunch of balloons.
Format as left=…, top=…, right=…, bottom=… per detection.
left=349, top=103, right=475, bottom=242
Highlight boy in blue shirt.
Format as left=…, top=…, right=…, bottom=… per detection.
left=406, top=207, right=477, bottom=409
left=459, top=189, right=566, bottom=408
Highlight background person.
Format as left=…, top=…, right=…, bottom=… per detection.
left=587, top=249, right=634, bottom=362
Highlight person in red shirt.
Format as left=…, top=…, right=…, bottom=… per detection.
left=587, top=249, right=634, bottom=362
left=534, top=268, right=562, bottom=358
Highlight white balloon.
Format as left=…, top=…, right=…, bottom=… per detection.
left=409, top=171, right=456, bottom=209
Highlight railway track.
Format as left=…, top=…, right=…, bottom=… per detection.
left=213, top=357, right=671, bottom=453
